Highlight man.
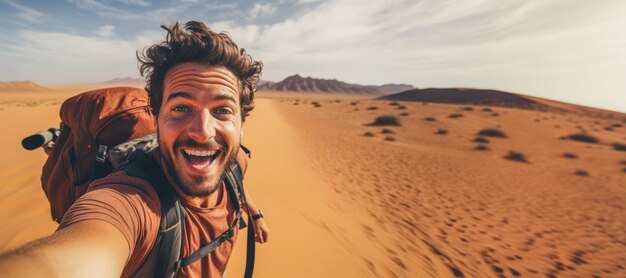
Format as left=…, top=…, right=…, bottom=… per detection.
left=0, top=21, right=269, bottom=277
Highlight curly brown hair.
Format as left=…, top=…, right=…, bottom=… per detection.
left=137, top=21, right=263, bottom=120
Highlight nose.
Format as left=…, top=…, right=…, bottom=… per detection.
left=188, top=108, right=215, bottom=142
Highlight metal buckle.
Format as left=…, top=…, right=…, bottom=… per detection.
left=95, top=145, right=108, bottom=163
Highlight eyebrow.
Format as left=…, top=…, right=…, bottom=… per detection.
left=165, top=91, right=193, bottom=103
left=165, top=91, right=238, bottom=104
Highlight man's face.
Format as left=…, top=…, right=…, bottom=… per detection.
left=157, top=63, right=242, bottom=197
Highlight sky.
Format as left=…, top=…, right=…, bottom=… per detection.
left=0, top=0, right=625, bottom=112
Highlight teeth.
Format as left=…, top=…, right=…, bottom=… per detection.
left=183, top=149, right=217, bottom=157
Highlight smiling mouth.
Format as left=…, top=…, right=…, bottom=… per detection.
left=181, top=149, right=221, bottom=167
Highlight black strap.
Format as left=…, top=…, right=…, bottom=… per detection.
left=244, top=213, right=256, bottom=278
left=126, top=153, right=184, bottom=278
left=177, top=210, right=242, bottom=269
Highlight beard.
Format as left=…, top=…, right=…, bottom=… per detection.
left=157, top=130, right=239, bottom=198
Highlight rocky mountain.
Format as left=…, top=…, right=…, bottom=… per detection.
left=0, top=80, right=48, bottom=91
left=104, top=77, right=144, bottom=85
left=259, top=74, right=413, bottom=95
left=380, top=87, right=624, bottom=118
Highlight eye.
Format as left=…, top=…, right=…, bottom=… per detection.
left=214, top=108, right=233, bottom=115
left=172, top=105, right=192, bottom=113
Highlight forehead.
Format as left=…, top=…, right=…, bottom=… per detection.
left=163, top=63, right=240, bottom=99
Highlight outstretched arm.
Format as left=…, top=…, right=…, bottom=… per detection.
left=0, top=220, right=129, bottom=277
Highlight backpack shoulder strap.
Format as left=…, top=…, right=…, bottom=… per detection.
left=126, top=152, right=185, bottom=278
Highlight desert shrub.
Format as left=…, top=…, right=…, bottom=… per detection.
left=504, top=151, right=528, bottom=162
left=463, top=106, right=474, bottom=111
left=475, top=145, right=489, bottom=151
left=574, top=169, right=589, bottom=176
left=621, top=160, right=626, bottom=165
left=312, top=101, right=321, bottom=108
left=293, top=103, right=299, bottom=105
left=434, top=129, right=448, bottom=135
left=350, top=101, right=358, bottom=106
left=559, top=136, right=567, bottom=140
left=613, top=143, right=626, bottom=152
left=605, top=127, right=614, bottom=131
left=562, top=153, right=578, bottom=159
left=399, top=112, right=409, bottom=116
left=478, top=128, right=507, bottom=138
left=381, top=128, right=395, bottom=134
left=367, top=106, right=379, bottom=110
left=612, top=123, right=622, bottom=128
left=567, top=133, right=598, bottom=144
left=384, top=136, right=396, bottom=141
left=481, top=107, right=493, bottom=112
left=449, top=113, right=463, bottom=119
left=369, top=115, right=401, bottom=126
left=424, top=117, right=436, bottom=122
left=334, top=99, right=341, bottom=103
left=389, top=102, right=400, bottom=106
left=397, top=105, right=407, bottom=110
left=473, top=136, right=489, bottom=143
left=492, top=113, right=499, bottom=117
left=363, top=131, right=375, bottom=137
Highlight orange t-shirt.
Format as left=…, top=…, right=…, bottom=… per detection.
left=58, top=169, right=239, bottom=277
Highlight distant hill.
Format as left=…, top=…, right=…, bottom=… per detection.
left=380, top=87, right=625, bottom=119
left=259, top=74, right=413, bottom=95
left=104, top=77, right=144, bottom=85
left=0, top=80, right=48, bottom=91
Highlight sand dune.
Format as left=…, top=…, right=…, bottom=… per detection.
left=1, top=87, right=625, bottom=277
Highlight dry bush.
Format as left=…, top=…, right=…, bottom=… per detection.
left=463, top=106, right=474, bottom=111
left=312, top=101, right=321, bottom=108
left=424, top=117, right=436, bottom=122
left=482, top=107, right=493, bottom=112
left=575, top=169, right=589, bottom=176
left=381, top=128, right=395, bottom=134
left=369, top=115, right=401, bottom=126
left=384, top=136, right=396, bottom=141
left=475, top=145, right=489, bottom=151
left=434, top=129, right=448, bottom=135
left=363, top=131, right=375, bottom=137
left=350, top=101, right=358, bottom=106
left=504, top=151, right=528, bottom=163
left=478, top=128, right=507, bottom=138
left=389, top=102, right=400, bottom=106
left=399, top=112, right=409, bottom=116
left=613, top=143, right=626, bottom=152
left=612, top=123, right=622, bottom=128
left=491, top=113, right=499, bottom=117
left=367, top=106, right=379, bottom=110
left=449, top=113, right=464, bottom=119
left=567, top=133, right=598, bottom=144
left=562, top=153, right=578, bottom=159
left=397, top=105, right=407, bottom=110
left=473, top=136, right=489, bottom=143
left=334, top=100, right=341, bottom=103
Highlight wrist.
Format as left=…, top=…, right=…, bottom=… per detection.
left=252, top=210, right=264, bottom=221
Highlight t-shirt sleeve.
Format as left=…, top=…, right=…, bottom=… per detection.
left=57, top=172, right=160, bottom=274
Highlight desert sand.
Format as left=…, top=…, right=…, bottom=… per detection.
left=1, top=85, right=625, bottom=277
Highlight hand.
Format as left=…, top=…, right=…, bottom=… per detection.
left=251, top=218, right=269, bottom=244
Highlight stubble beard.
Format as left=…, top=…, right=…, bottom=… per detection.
left=157, top=131, right=239, bottom=198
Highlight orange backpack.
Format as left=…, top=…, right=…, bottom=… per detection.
left=40, top=87, right=156, bottom=222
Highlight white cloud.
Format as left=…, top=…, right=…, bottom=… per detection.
left=2, top=0, right=46, bottom=23
left=118, top=0, right=150, bottom=7
left=0, top=30, right=145, bottom=83
left=69, top=0, right=143, bottom=20
left=249, top=3, right=277, bottom=18
left=96, top=25, right=115, bottom=36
